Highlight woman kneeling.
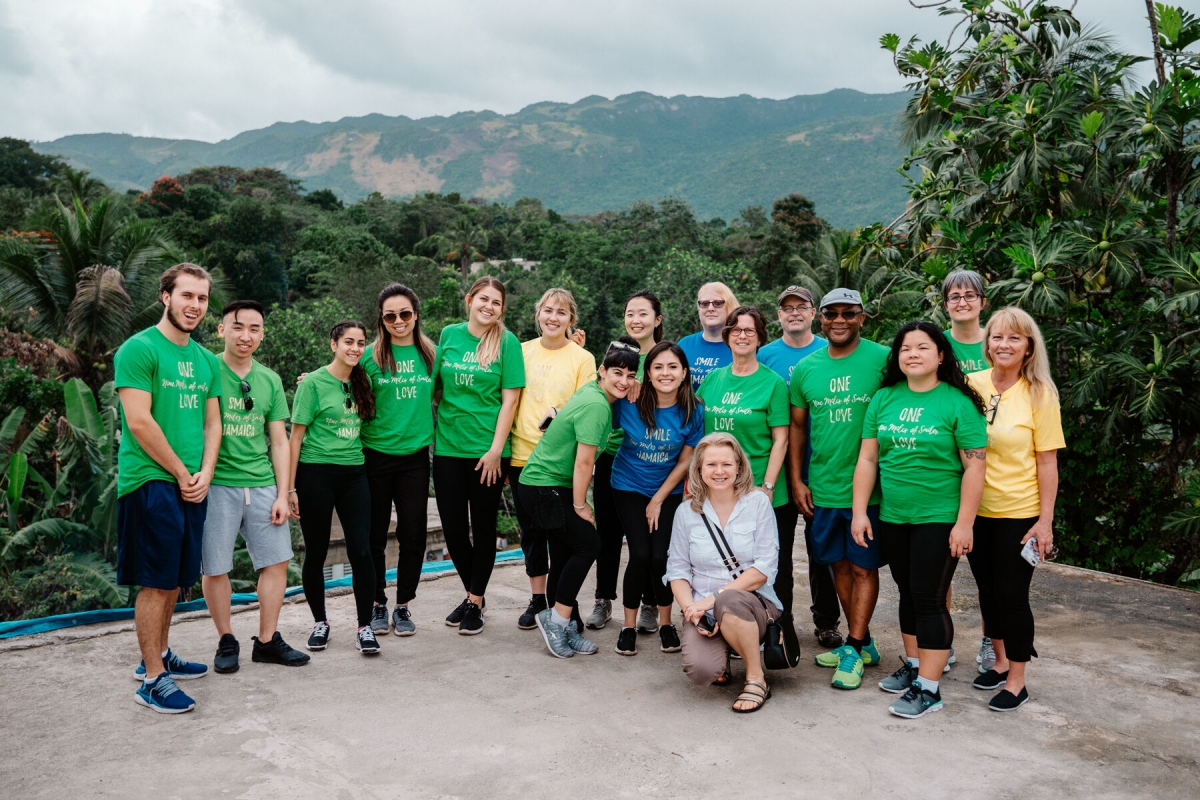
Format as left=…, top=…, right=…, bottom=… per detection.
left=666, top=433, right=782, bottom=712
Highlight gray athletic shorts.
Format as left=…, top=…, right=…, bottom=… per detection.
left=201, top=485, right=293, bottom=576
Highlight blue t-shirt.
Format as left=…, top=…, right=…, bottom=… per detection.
left=610, top=399, right=705, bottom=497
left=678, top=332, right=732, bottom=391
left=759, top=335, right=827, bottom=484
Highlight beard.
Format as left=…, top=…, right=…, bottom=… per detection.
left=165, top=302, right=199, bottom=334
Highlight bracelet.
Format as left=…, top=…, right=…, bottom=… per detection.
left=573, top=503, right=587, bottom=509
left=288, top=489, right=297, bottom=494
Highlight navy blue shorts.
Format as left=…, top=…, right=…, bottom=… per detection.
left=810, top=505, right=885, bottom=569
left=117, top=480, right=207, bottom=590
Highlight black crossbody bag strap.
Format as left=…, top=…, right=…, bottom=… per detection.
left=700, top=514, right=743, bottom=578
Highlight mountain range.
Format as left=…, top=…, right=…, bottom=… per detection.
left=33, top=89, right=913, bottom=228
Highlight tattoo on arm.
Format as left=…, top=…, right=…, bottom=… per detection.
left=965, top=448, right=987, bottom=460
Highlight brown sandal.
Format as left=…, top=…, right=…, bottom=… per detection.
left=733, top=679, right=771, bottom=713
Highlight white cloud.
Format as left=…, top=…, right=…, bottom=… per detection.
left=0, top=0, right=1157, bottom=143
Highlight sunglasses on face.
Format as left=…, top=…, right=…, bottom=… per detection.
left=341, top=382, right=354, bottom=410
left=947, top=292, right=981, bottom=304
left=607, top=340, right=639, bottom=354
left=239, top=380, right=254, bottom=412
left=382, top=309, right=414, bottom=324
left=820, top=309, right=862, bottom=321
left=697, top=299, right=726, bottom=309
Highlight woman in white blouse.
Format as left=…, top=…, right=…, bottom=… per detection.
left=666, top=432, right=781, bottom=713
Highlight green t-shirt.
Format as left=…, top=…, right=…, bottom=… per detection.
left=292, top=367, right=365, bottom=466
left=433, top=323, right=526, bottom=458
left=696, top=364, right=790, bottom=508
left=947, top=332, right=988, bottom=374
left=863, top=381, right=988, bottom=524
left=212, top=358, right=289, bottom=488
left=603, top=353, right=646, bottom=456
left=789, top=339, right=889, bottom=508
left=114, top=327, right=222, bottom=497
left=519, top=381, right=613, bottom=488
left=361, top=343, right=435, bottom=456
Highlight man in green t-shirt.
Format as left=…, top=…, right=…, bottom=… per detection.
left=788, top=288, right=889, bottom=691
left=115, top=263, right=223, bottom=714
left=200, top=300, right=310, bottom=675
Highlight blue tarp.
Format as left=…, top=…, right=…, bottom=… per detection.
left=0, top=549, right=525, bottom=639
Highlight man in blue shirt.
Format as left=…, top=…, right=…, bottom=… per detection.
left=759, top=285, right=842, bottom=649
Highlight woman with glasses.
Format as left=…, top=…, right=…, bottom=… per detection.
left=432, top=276, right=526, bottom=635
left=679, top=282, right=739, bottom=390
left=359, top=284, right=437, bottom=637
left=289, top=320, right=379, bottom=655
left=851, top=321, right=987, bottom=719
left=965, top=307, right=1064, bottom=712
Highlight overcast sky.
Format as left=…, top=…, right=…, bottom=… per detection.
left=0, top=0, right=1154, bottom=143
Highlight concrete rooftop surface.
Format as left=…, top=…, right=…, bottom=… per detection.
left=1, top=542, right=1198, bottom=800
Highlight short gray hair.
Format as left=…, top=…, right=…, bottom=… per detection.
left=941, top=270, right=985, bottom=301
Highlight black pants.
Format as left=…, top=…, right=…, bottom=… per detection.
left=296, top=462, right=375, bottom=627
left=517, top=483, right=600, bottom=609
left=881, top=520, right=958, bottom=650
left=364, top=446, right=429, bottom=606
left=592, top=454, right=654, bottom=605
left=800, top=511, right=841, bottom=629
left=773, top=501, right=798, bottom=617
left=510, top=465, right=548, bottom=579
left=968, top=516, right=1039, bottom=662
left=432, top=455, right=509, bottom=597
left=614, top=489, right=681, bottom=610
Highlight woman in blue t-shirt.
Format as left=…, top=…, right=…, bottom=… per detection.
left=610, top=341, right=705, bottom=656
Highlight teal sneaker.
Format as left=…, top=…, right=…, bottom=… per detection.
left=944, top=646, right=956, bottom=673
left=888, top=683, right=943, bottom=719
left=879, top=657, right=918, bottom=694
left=535, top=609, right=574, bottom=659
left=831, top=645, right=864, bottom=690
left=566, top=621, right=599, bottom=655
left=134, top=674, right=195, bottom=714
left=815, top=637, right=880, bottom=668
left=861, top=637, right=881, bottom=666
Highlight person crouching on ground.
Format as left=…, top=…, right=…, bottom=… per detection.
left=667, top=433, right=782, bottom=713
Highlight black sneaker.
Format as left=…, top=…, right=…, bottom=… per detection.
left=518, top=594, right=547, bottom=630
left=659, top=624, right=682, bottom=653
left=989, top=686, right=1029, bottom=712
left=445, top=597, right=470, bottom=626
left=973, top=668, right=1008, bottom=691
left=816, top=627, right=844, bottom=649
left=252, top=632, right=311, bottom=666
left=306, top=621, right=331, bottom=651
left=213, top=633, right=240, bottom=674
left=458, top=602, right=485, bottom=635
left=356, top=626, right=381, bottom=654
left=615, top=627, right=638, bottom=656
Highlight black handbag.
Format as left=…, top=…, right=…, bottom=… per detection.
left=699, top=514, right=800, bottom=670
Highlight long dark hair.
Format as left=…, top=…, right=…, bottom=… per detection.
left=881, top=321, right=986, bottom=414
left=636, top=340, right=699, bottom=430
left=601, top=334, right=642, bottom=373
left=626, top=290, right=664, bottom=343
left=373, top=283, right=436, bottom=376
left=330, top=320, right=377, bottom=422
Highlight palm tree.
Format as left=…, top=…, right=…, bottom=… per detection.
left=51, top=167, right=109, bottom=207
left=443, top=216, right=489, bottom=279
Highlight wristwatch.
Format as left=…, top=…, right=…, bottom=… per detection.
left=763, top=481, right=775, bottom=491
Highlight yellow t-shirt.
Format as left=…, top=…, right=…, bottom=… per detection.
left=510, top=339, right=597, bottom=467
left=968, top=369, right=1066, bottom=519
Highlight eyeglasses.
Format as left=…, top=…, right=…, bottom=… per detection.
left=697, top=299, right=726, bottom=309
left=607, top=340, right=639, bottom=354
left=947, top=292, right=981, bottom=304
left=820, top=309, right=862, bottom=321
left=780, top=304, right=813, bottom=314
left=341, top=381, right=354, bottom=410
left=986, top=393, right=1001, bottom=425
left=382, top=309, right=414, bottom=324
left=729, top=327, right=758, bottom=338
left=239, top=380, right=254, bottom=412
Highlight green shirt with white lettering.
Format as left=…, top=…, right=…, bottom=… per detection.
left=114, top=326, right=222, bottom=497
left=946, top=332, right=988, bottom=374
left=212, top=358, right=289, bottom=487
left=603, top=352, right=646, bottom=456
left=433, top=323, right=525, bottom=459
left=292, top=367, right=365, bottom=466
left=696, top=364, right=790, bottom=508
left=361, top=343, right=435, bottom=456
left=519, top=382, right=613, bottom=488
left=789, top=339, right=889, bottom=508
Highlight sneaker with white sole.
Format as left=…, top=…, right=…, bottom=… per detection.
left=535, top=608, right=574, bottom=659
left=458, top=602, right=485, bottom=635
left=659, top=624, right=681, bottom=653
left=518, top=594, right=547, bottom=630
left=356, top=626, right=381, bottom=654
left=944, top=645, right=956, bottom=673
left=879, top=658, right=918, bottom=694
left=392, top=605, right=416, bottom=636
left=977, top=637, right=996, bottom=673
left=615, top=627, right=638, bottom=655
left=636, top=604, right=659, bottom=634
left=585, top=598, right=612, bottom=630
left=307, top=621, right=331, bottom=651
left=445, top=597, right=470, bottom=626
left=565, top=620, right=599, bottom=655
left=134, top=674, right=195, bottom=714
left=134, top=648, right=208, bottom=681
left=888, top=683, right=943, bottom=718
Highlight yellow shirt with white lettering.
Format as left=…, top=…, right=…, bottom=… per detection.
left=510, top=340, right=596, bottom=467
left=967, top=369, right=1066, bottom=519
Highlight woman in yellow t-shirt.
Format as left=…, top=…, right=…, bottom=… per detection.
left=510, top=288, right=596, bottom=629
left=965, top=307, right=1065, bottom=712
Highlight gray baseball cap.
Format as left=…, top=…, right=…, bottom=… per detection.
left=820, top=288, right=863, bottom=309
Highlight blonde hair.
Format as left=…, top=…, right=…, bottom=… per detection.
left=687, top=433, right=756, bottom=512
left=698, top=282, right=740, bottom=323
left=533, top=287, right=578, bottom=335
left=465, top=276, right=508, bottom=370
left=983, top=307, right=1058, bottom=406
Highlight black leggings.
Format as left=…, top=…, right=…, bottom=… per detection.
left=296, top=462, right=375, bottom=627
left=517, top=483, right=600, bottom=610
left=968, top=516, right=1038, bottom=662
left=364, top=447, right=429, bottom=606
left=510, top=465, right=547, bottom=579
left=881, top=520, right=958, bottom=651
left=773, top=501, right=797, bottom=617
left=613, top=489, right=681, bottom=610
left=592, top=455, right=654, bottom=605
left=432, top=455, right=509, bottom=597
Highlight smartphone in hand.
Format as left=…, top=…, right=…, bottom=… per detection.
left=538, top=407, right=558, bottom=431
left=696, top=612, right=716, bottom=634
left=1020, top=537, right=1041, bottom=567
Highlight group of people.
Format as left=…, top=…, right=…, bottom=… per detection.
left=114, top=262, right=1064, bottom=719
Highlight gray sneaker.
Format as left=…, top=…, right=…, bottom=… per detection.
left=636, top=603, right=659, bottom=634
left=370, top=604, right=389, bottom=634
left=888, top=684, right=943, bottom=719
left=585, top=599, right=612, bottom=630
left=392, top=605, right=415, bottom=636
left=879, top=657, right=918, bottom=694
left=566, top=621, right=599, bottom=655
left=977, top=637, right=996, bottom=673
left=944, top=645, right=956, bottom=673
left=535, top=609, right=575, bottom=659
